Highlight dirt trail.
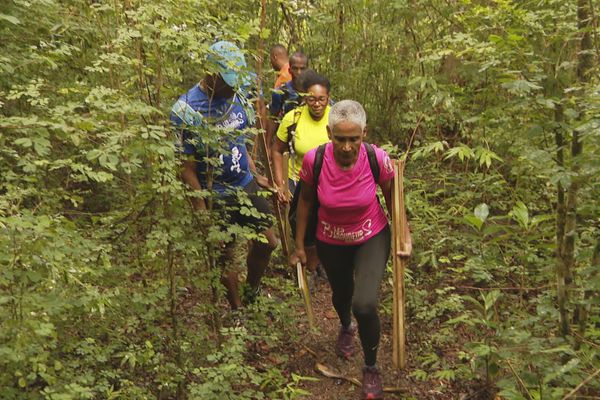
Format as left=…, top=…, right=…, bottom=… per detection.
left=282, top=278, right=458, bottom=400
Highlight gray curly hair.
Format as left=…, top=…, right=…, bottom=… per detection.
left=327, top=99, right=367, bottom=130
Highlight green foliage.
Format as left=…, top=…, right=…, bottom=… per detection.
left=0, top=0, right=308, bottom=398
left=1, top=0, right=599, bottom=398
left=189, top=327, right=266, bottom=400
left=292, top=0, right=599, bottom=395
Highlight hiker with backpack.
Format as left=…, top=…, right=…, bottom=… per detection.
left=290, top=100, right=412, bottom=400
left=271, top=70, right=331, bottom=277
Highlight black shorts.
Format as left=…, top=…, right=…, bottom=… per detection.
left=217, top=179, right=274, bottom=233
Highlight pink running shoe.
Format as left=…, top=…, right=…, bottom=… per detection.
left=361, top=366, right=383, bottom=399
left=336, top=324, right=357, bottom=359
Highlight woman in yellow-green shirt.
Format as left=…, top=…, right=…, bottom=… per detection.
left=271, top=70, right=331, bottom=275
left=272, top=70, right=331, bottom=199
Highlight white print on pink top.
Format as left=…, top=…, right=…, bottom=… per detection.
left=321, top=219, right=373, bottom=242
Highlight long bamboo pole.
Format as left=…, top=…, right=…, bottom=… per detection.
left=297, top=262, right=315, bottom=329
left=255, top=130, right=290, bottom=259
left=282, top=152, right=292, bottom=239
left=284, top=153, right=314, bottom=328
left=391, top=159, right=407, bottom=369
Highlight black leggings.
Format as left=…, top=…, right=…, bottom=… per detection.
left=316, top=225, right=391, bottom=366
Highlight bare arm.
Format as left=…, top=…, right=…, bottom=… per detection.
left=181, top=158, right=206, bottom=211
left=381, top=177, right=412, bottom=258
left=265, top=118, right=279, bottom=150
left=290, top=182, right=316, bottom=266
left=381, top=179, right=393, bottom=219
left=247, top=152, right=270, bottom=189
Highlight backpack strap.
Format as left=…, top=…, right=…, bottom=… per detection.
left=312, top=144, right=327, bottom=188
left=286, top=107, right=304, bottom=155
left=364, top=142, right=380, bottom=183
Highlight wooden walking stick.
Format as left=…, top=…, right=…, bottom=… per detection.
left=282, top=152, right=292, bottom=239
left=391, top=159, right=408, bottom=369
left=255, top=128, right=290, bottom=259
left=296, top=262, right=315, bottom=329
left=285, top=154, right=315, bottom=329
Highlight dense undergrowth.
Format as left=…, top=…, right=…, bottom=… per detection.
left=1, top=0, right=598, bottom=399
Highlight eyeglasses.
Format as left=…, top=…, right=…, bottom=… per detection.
left=305, top=96, right=328, bottom=105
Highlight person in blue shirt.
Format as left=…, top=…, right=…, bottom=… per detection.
left=171, top=41, right=277, bottom=310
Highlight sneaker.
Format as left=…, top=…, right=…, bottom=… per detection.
left=361, top=366, right=383, bottom=400
left=336, top=324, right=357, bottom=359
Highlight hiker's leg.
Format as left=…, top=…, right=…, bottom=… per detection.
left=247, top=226, right=278, bottom=289
left=240, top=179, right=277, bottom=298
left=316, top=240, right=357, bottom=328
left=219, top=242, right=242, bottom=310
left=351, top=225, right=391, bottom=366
left=306, top=245, right=319, bottom=273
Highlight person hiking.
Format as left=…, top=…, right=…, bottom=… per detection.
left=270, top=51, right=308, bottom=119
left=170, top=41, right=277, bottom=310
left=272, top=70, right=331, bottom=278
left=269, top=44, right=292, bottom=89
left=265, top=51, right=309, bottom=147
left=290, top=100, right=412, bottom=399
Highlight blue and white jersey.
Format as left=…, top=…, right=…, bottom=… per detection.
left=170, top=84, right=254, bottom=194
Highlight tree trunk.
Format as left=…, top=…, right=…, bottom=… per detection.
left=570, top=0, right=594, bottom=344
left=554, top=104, right=569, bottom=337
left=337, top=3, right=345, bottom=72
left=556, top=0, right=593, bottom=338
left=575, top=239, right=599, bottom=350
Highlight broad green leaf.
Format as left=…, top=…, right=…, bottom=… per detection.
left=0, top=14, right=20, bottom=25
left=510, top=201, right=529, bottom=229
left=14, top=138, right=32, bottom=147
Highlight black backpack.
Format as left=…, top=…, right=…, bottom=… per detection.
left=288, top=142, right=381, bottom=244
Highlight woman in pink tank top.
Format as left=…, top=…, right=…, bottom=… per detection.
left=291, top=100, right=412, bottom=400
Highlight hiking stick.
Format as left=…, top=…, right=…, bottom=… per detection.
left=297, top=262, right=315, bottom=329
left=255, top=129, right=290, bottom=259
left=282, top=152, right=292, bottom=241
left=284, top=155, right=313, bottom=328
left=391, top=159, right=407, bottom=369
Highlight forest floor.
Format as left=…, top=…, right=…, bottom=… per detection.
left=251, top=270, right=488, bottom=400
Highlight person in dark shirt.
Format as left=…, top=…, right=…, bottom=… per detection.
left=265, top=51, right=309, bottom=147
